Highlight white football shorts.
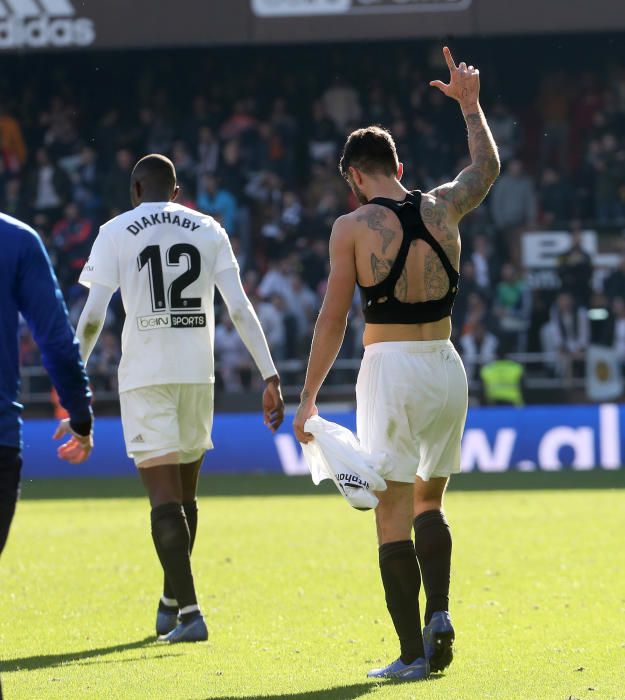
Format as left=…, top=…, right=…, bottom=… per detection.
left=356, top=340, right=468, bottom=483
left=119, top=383, right=214, bottom=467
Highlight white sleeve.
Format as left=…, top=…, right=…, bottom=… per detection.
left=214, top=225, right=240, bottom=276
left=76, top=283, right=114, bottom=364
left=215, top=267, right=277, bottom=380
left=79, top=227, right=119, bottom=291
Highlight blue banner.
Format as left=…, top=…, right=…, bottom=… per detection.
left=21, top=404, right=625, bottom=479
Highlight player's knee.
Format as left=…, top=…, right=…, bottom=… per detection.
left=413, top=498, right=444, bottom=517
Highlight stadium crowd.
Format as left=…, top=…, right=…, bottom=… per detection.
left=2, top=41, right=625, bottom=399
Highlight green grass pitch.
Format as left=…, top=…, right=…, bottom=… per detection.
left=1, top=472, right=625, bottom=699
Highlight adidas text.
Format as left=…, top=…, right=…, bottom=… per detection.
left=0, top=0, right=95, bottom=50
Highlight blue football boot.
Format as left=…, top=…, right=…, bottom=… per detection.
left=423, top=611, right=455, bottom=672
left=156, top=606, right=178, bottom=636
left=367, top=657, right=430, bottom=681
left=158, top=613, right=208, bottom=643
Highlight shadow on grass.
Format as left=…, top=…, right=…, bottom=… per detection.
left=19, top=470, right=625, bottom=501
left=0, top=636, right=156, bottom=673
left=208, top=676, right=443, bottom=700
left=208, top=683, right=377, bottom=700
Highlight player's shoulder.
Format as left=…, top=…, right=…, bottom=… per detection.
left=170, top=202, right=227, bottom=237
left=0, top=213, right=43, bottom=252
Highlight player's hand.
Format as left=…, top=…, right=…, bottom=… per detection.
left=293, top=398, right=318, bottom=444
left=430, top=46, right=480, bottom=108
left=263, top=376, right=285, bottom=433
left=53, top=419, right=93, bottom=464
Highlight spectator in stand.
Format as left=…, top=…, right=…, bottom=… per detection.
left=611, top=296, right=625, bottom=361
left=604, top=254, right=625, bottom=301
left=2, top=178, right=29, bottom=221
left=309, top=101, right=341, bottom=164
left=287, top=273, right=319, bottom=353
left=460, top=321, right=498, bottom=381
left=197, top=174, right=236, bottom=233
left=71, top=146, right=102, bottom=219
left=589, top=132, right=625, bottom=224
left=89, top=330, right=121, bottom=393
left=557, top=224, right=593, bottom=307
left=538, top=71, right=572, bottom=172
left=321, top=77, right=362, bottom=131
left=258, top=258, right=293, bottom=301
left=488, top=101, right=521, bottom=164
left=103, top=148, right=134, bottom=214
left=196, top=126, right=220, bottom=181
left=538, top=167, right=575, bottom=226
left=0, top=103, right=27, bottom=174
left=300, top=239, right=329, bottom=294
left=256, top=294, right=286, bottom=360
left=460, top=291, right=490, bottom=339
left=541, top=292, right=589, bottom=381
left=490, top=159, right=537, bottom=262
left=453, top=260, right=480, bottom=333
left=50, top=202, right=95, bottom=290
left=214, top=312, right=253, bottom=392
left=26, top=147, right=71, bottom=221
left=470, top=235, right=493, bottom=292
left=494, top=263, right=529, bottom=352
left=490, top=159, right=538, bottom=233
left=171, top=140, right=196, bottom=184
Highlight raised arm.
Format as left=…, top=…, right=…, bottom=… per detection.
left=428, top=46, right=500, bottom=223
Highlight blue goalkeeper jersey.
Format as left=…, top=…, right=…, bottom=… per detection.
left=0, top=213, right=92, bottom=449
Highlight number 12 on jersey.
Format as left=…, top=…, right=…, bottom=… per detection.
left=138, top=244, right=202, bottom=312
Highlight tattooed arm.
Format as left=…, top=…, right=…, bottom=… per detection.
left=429, top=46, right=500, bottom=223
left=293, top=216, right=356, bottom=443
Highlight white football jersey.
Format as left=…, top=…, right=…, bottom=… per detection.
left=80, top=201, right=238, bottom=393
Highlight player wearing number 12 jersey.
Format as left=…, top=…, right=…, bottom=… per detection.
left=77, top=154, right=284, bottom=643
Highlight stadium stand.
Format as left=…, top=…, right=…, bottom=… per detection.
left=2, top=38, right=625, bottom=407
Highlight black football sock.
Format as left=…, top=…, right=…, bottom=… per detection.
left=379, top=540, right=424, bottom=664
left=162, top=499, right=198, bottom=603
left=414, top=509, right=452, bottom=625
left=151, top=503, right=198, bottom=613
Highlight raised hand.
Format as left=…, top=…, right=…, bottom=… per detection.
left=430, top=46, right=480, bottom=107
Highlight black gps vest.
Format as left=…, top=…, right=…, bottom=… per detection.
left=358, top=190, right=459, bottom=325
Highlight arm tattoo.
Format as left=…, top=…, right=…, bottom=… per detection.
left=357, top=207, right=396, bottom=254
left=444, top=106, right=500, bottom=218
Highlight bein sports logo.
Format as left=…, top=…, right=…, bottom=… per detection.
left=0, top=0, right=95, bottom=49
left=251, top=0, right=471, bottom=17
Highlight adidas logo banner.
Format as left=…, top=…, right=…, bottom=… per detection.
left=0, top=0, right=95, bottom=49
left=300, top=415, right=389, bottom=511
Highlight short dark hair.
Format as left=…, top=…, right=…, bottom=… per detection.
left=131, top=153, right=176, bottom=191
left=339, top=126, right=399, bottom=179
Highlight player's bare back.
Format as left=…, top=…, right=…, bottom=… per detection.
left=348, top=193, right=460, bottom=345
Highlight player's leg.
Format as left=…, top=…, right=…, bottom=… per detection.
left=161, top=455, right=204, bottom=607
left=367, top=480, right=429, bottom=680
left=413, top=475, right=452, bottom=622
left=413, top=476, right=455, bottom=672
left=140, top=458, right=207, bottom=642
left=0, top=447, right=22, bottom=557
left=357, top=347, right=428, bottom=680
left=413, top=344, right=468, bottom=671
